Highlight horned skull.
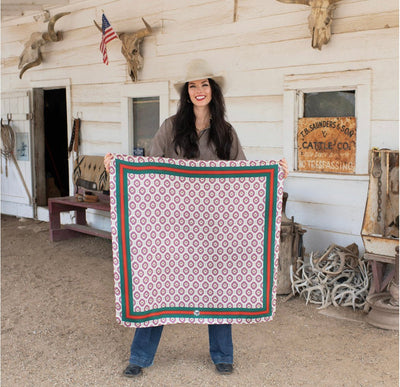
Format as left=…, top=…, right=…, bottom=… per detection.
left=94, top=18, right=152, bottom=82
left=18, top=12, right=70, bottom=79
left=276, top=0, right=341, bottom=50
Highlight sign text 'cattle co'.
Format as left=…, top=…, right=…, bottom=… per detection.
left=297, top=117, right=357, bottom=174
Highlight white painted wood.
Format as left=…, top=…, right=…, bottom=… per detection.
left=302, top=227, right=364, bottom=254
left=72, top=102, right=120, bottom=123
left=75, top=120, right=121, bottom=156
left=372, top=89, right=399, bottom=120
left=0, top=90, right=32, bottom=209
left=288, top=201, right=365, bottom=235
left=226, top=96, right=283, bottom=122
left=156, top=11, right=398, bottom=57
left=242, top=146, right=284, bottom=161
left=0, top=0, right=398, bottom=253
left=72, top=83, right=122, bottom=103
left=284, top=174, right=369, bottom=206
left=1, top=200, right=34, bottom=218
left=283, top=90, right=297, bottom=170
left=371, top=121, right=399, bottom=148
left=1, top=0, right=69, bottom=15
left=238, top=0, right=399, bottom=21
left=120, top=81, right=169, bottom=154
left=234, top=122, right=283, bottom=148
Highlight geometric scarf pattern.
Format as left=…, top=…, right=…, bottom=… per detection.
left=109, top=155, right=284, bottom=327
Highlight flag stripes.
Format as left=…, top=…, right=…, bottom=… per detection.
left=100, top=14, right=118, bottom=65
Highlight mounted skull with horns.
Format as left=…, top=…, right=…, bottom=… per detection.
left=18, top=12, right=70, bottom=79
left=276, top=0, right=341, bottom=50
left=94, top=18, right=152, bottom=82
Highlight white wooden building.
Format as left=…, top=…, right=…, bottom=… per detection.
left=1, top=0, right=398, bottom=253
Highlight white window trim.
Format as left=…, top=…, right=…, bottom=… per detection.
left=283, top=69, right=371, bottom=176
left=121, top=82, right=169, bottom=154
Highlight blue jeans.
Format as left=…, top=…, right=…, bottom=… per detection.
left=129, top=324, right=233, bottom=367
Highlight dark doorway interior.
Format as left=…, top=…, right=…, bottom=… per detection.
left=44, top=89, right=69, bottom=198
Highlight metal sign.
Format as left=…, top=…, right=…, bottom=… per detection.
left=297, top=117, right=357, bottom=174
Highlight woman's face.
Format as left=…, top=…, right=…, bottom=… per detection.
left=188, top=79, right=212, bottom=107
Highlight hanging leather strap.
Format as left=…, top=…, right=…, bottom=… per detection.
left=68, top=118, right=81, bottom=156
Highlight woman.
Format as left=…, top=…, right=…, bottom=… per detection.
left=104, top=59, right=289, bottom=377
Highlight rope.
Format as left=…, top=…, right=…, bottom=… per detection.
left=1, top=120, right=15, bottom=176
left=0, top=119, right=32, bottom=203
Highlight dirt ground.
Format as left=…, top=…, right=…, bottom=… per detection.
left=1, top=215, right=398, bottom=387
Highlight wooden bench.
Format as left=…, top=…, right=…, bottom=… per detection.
left=48, top=155, right=111, bottom=241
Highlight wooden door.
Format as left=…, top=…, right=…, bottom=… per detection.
left=0, top=91, right=33, bottom=211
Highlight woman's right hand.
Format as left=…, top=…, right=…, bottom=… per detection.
left=104, top=153, right=114, bottom=173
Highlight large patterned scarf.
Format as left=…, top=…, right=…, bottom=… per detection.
left=110, top=156, right=284, bottom=327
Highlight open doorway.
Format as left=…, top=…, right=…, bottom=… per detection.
left=33, top=87, right=69, bottom=206
left=44, top=89, right=69, bottom=198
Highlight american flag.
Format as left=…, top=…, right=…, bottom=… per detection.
left=100, top=14, right=118, bottom=65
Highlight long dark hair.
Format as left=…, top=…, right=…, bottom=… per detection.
left=173, top=78, right=233, bottom=160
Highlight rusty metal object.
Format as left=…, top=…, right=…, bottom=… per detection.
left=362, top=149, right=399, bottom=258
left=361, top=157, right=398, bottom=329
left=290, top=244, right=370, bottom=309
left=365, top=247, right=398, bottom=330
left=388, top=246, right=399, bottom=306
left=297, top=117, right=357, bottom=174
left=365, top=293, right=399, bottom=330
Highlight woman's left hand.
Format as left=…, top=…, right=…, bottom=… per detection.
left=279, top=158, right=289, bottom=179
left=104, top=153, right=114, bottom=173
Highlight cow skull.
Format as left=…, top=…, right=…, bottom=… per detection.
left=18, top=12, right=70, bottom=79
left=94, top=18, right=152, bottom=82
left=276, top=0, right=341, bottom=50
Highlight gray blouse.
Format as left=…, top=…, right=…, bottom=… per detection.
left=149, top=116, right=246, bottom=161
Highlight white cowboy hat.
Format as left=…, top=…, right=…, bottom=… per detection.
left=174, top=59, right=225, bottom=93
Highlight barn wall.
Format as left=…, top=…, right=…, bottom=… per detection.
left=1, top=0, right=398, bottom=253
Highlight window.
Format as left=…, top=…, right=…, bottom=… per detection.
left=298, top=90, right=357, bottom=174
left=121, top=82, right=169, bottom=155
left=304, top=91, right=355, bottom=117
left=132, top=97, right=160, bottom=156
left=283, top=69, right=371, bottom=175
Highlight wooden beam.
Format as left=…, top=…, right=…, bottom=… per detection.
left=2, top=0, right=68, bottom=6
left=233, top=0, right=239, bottom=22
left=1, top=1, right=69, bottom=17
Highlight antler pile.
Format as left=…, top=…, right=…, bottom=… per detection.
left=290, top=244, right=371, bottom=309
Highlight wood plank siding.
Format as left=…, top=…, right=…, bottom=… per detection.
left=1, top=0, right=398, bottom=252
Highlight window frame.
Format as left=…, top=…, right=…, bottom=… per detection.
left=283, top=69, right=371, bottom=176
left=121, top=82, right=169, bottom=154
